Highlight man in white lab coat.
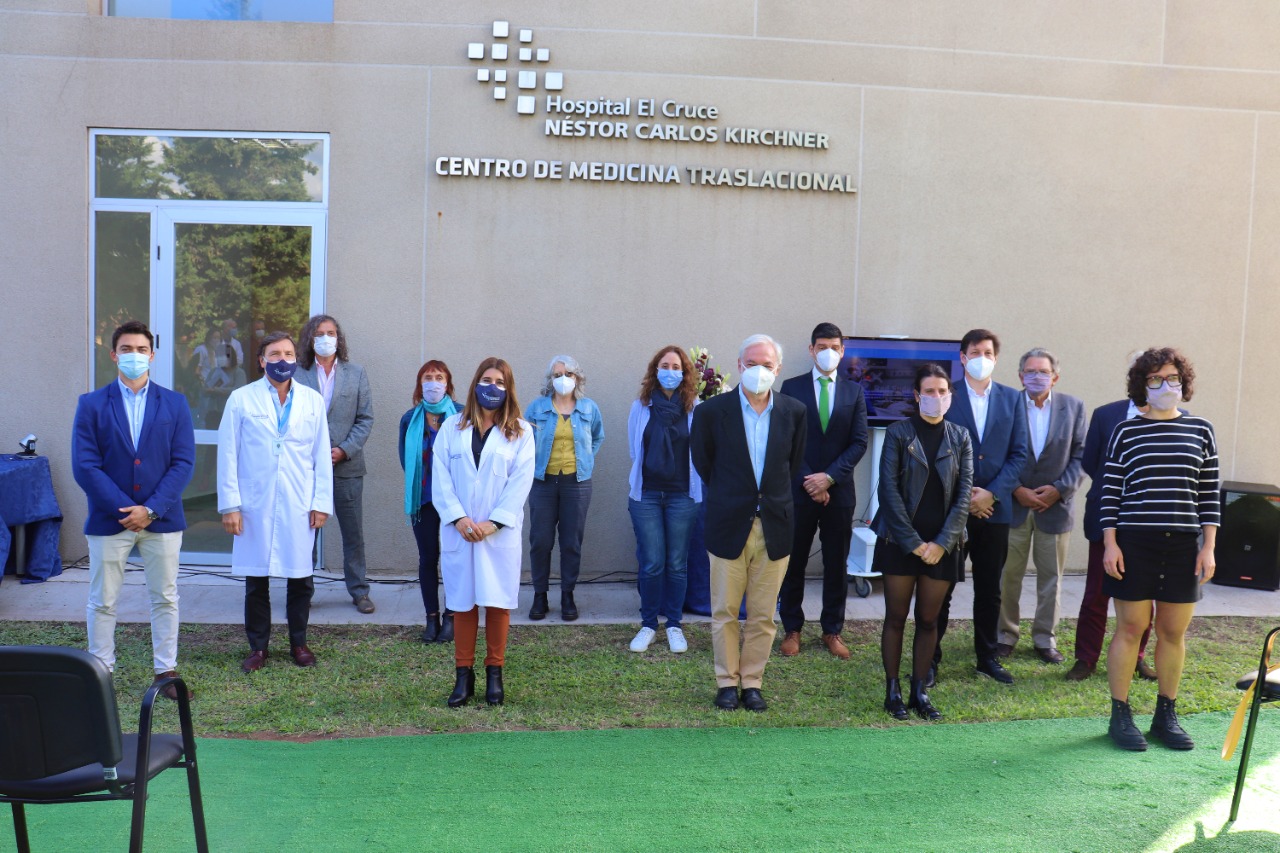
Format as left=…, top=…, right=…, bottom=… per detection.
left=218, top=331, right=333, bottom=673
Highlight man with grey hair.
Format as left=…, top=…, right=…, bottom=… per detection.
left=691, top=334, right=807, bottom=712
left=997, top=347, right=1086, bottom=663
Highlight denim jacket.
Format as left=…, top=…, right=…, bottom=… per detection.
left=870, top=418, right=973, bottom=555
left=524, top=395, right=605, bottom=482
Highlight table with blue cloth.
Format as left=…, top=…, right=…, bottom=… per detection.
left=0, top=454, right=63, bottom=583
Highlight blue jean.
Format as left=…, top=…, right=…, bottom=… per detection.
left=629, top=490, right=698, bottom=630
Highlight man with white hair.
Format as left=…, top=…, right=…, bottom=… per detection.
left=691, top=334, right=807, bottom=712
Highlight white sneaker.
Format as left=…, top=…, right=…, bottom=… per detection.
left=630, top=627, right=657, bottom=652
left=666, top=627, right=688, bottom=653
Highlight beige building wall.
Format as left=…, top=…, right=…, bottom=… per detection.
left=2, top=1, right=1277, bottom=581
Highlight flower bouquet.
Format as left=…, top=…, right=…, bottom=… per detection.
left=689, top=346, right=733, bottom=402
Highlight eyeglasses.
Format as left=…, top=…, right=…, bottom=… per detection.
left=1022, top=369, right=1053, bottom=377
left=1146, top=375, right=1182, bottom=390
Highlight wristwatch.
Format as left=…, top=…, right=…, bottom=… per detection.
left=146, top=507, right=158, bottom=521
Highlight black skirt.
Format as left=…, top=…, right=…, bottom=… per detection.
left=873, top=537, right=961, bottom=583
left=1102, top=528, right=1203, bottom=604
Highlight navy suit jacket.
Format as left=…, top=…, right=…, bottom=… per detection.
left=778, top=371, right=869, bottom=508
left=72, top=380, right=196, bottom=536
left=1080, top=399, right=1132, bottom=542
left=691, top=388, right=807, bottom=561
left=944, top=380, right=1029, bottom=526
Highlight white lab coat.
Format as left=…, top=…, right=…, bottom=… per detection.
left=217, top=377, right=334, bottom=578
left=431, top=414, right=536, bottom=610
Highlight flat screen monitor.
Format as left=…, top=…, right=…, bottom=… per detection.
left=840, top=336, right=964, bottom=427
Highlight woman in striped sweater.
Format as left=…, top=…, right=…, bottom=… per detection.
left=1100, top=347, right=1219, bottom=752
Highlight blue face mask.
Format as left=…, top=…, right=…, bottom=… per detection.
left=476, top=382, right=506, bottom=410
left=264, top=359, right=298, bottom=383
left=657, top=369, right=683, bottom=391
left=116, top=352, right=150, bottom=380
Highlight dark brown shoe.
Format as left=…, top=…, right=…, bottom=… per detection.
left=241, top=649, right=268, bottom=673
left=1065, top=660, right=1095, bottom=681
left=995, top=642, right=1015, bottom=659
left=1136, top=657, right=1158, bottom=682
left=822, top=633, right=851, bottom=660
left=354, top=595, right=376, bottom=614
left=291, top=645, right=317, bottom=667
left=780, top=631, right=802, bottom=657
left=1036, top=647, right=1065, bottom=664
left=154, top=670, right=193, bottom=700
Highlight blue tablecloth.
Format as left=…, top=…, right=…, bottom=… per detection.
left=0, top=455, right=63, bottom=582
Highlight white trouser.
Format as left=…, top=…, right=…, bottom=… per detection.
left=86, top=529, right=182, bottom=673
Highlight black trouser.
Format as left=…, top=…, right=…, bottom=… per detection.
left=412, top=501, right=443, bottom=615
left=528, top=474, right=593, bottom=594
left=934, top=517, right=1009, bottom=664
left=245, top=576, right=314, bottom=651
left=778, top=496, right=854, bottom=635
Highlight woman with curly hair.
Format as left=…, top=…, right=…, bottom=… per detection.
left=1101, top=347, right=1219, bottom=751
left=626, top=346, right=703, bottom=653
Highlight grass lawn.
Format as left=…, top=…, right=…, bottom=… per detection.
left=1, top=617, right=1267, bottom=738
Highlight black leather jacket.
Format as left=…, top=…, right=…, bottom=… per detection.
left=870, top=417, right=974, bottom=554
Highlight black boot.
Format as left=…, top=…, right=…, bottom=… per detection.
left=420, top=613, right=440, bottom=644
left=1149, top=694, right=1194, bottom=750
left=884, top=677, right=909, bottom=721
left=447, top=666, right=475, bottom=707
left=1108, top=697, right=1149, bottom=751
left=529, top=593, right=549, bottom=621
left=436, top=611, right=455, bottom=644
left=907, top=676, right=942, bottom=721
left=561, top=590, right=579, bottom=622
left=485, top=665, right=505, bottom=706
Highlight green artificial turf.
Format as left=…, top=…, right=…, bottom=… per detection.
left=13, top=712, right=1280, bottom=852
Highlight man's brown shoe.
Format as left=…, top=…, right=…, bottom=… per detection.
left=291, top=645, right=317, bottom=667
left=354, top=595, right=375, bottom=614
left=1136, top=657, right=1158, bottom=681
left=995, top=642, right=1015, bottom=659
left=1036, top=647, right=1065, bottom=664
left=780, top=631, right=802, bottom=657
left=1065, top=660, right=1094, bottom=681
left=241, top=650, right=268, bottom=673
left=154, top=670, right=193, bottom=700
left=822, top=633, right=851, bottom=660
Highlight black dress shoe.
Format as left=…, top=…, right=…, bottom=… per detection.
left=561, top=590, right=579, bottom=622
left=740, top=688, right=767, bottom=712
left=976, top=656, right=1014, bottom=685
left=437, top=611, right=455, bottom=643
left=529, top=593, right=548, bottom=621
left=447, top=666, right=475, bottom=707
left=485, top=665, right=504, bottom=706
left=714, top=687, right=740, bottom=710
left=421, top=613, right=440, bottom=644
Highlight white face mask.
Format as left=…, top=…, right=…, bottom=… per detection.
left=313, top=335, right=338, bottom=358
left=740, top=365, right=776, bottom=395
left=917, top=392, right=952, bottom=419
left=965, top=355, right=995, bottom=381
left=1147, top=381, right=1182, bottom=412
left=814, top=348, right=841, bottom=373
left=552, top=375, right=576, bottom=396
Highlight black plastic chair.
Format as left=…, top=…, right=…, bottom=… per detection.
left=0, top=645, right=208, bottom=852
left=1228, top=626, right=1280, bottom=822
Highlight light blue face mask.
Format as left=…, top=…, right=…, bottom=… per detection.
left=657, top=369, right=683, bottom=390
left=116, top=352, right=150, bottom=380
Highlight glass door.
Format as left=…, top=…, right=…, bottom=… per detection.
left=155, top=209, right=327, bottom=565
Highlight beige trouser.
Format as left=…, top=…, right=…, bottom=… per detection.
left=710, top=518, right=789, bottom=689
left=86, top=529, right=182, bottom=673
left=998, top=513, right=1069, bottom=650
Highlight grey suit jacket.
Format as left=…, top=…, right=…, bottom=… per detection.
left=1010, top=390, right=1086, bottom=535
left=296, top=360, right=374, bottom=478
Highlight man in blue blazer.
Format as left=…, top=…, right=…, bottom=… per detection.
left=777, top=322, right=869, bottom=659
left=692, top=334, right=807, bottom=713
left=935, top=329, right=1028, bottom=685
left=72, top=320, right=195, bottom=699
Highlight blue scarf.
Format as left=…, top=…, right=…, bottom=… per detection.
left=403, top=397, right=458, bottom=523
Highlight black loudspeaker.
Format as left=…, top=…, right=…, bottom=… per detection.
left=1214, top=481, right=1280, bottom=591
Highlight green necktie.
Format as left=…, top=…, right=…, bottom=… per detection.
left=818, top=377, right=831, bottom=432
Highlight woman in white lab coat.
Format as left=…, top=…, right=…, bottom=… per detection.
left=432, top=357, right=535, bottom=706
left=218, top=331, right=333, bottom=673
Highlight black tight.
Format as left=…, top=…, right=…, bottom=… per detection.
left=881, top=574, right=951, bottom=681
